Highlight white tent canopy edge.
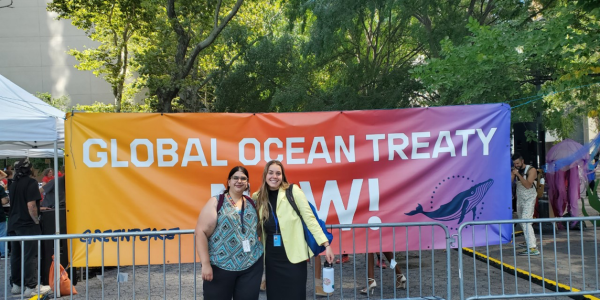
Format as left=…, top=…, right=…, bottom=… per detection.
left=0, top=74, right=65, bottom=295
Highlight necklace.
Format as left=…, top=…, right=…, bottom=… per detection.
left=225, top=193, right=242, bottom=212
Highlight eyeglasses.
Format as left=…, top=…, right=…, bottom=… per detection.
left=231, top=176, right=248, bottom=182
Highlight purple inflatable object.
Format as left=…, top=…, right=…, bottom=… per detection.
left=545, top=139, right=589, bottom=225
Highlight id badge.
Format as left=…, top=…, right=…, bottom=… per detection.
left=242, top=240, right=251, bottom=252
left=273, top=234, right=282, bottom=247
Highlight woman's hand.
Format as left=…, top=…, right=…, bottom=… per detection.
left=325, top=246, right=335, bottom=264
left=202, top=264, right=213, bottom=281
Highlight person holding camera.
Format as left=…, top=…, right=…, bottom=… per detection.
left=511, top=153, right=540, bottom=256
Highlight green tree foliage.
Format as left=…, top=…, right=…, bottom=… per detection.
left=215, top=33, right=313, bottom=112
left=36, top=92, right=70, bottom=112
left=215, top=0, right=427, bottom=112
left=412, top=0, right=600, bottom=137
left=71, top=101, right=152, bottom=113
left=198, top=0, right=283, bottom=112
left=137, top=0, right=244, bottom=112
left=49, top=0, right=600, bottom=139
left=48, top=0, right=151, bottom=112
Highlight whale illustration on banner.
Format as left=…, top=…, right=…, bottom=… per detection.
left=405, top=179, right=494, bottom=224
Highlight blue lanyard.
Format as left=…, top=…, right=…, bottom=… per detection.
left=269, top=202, right=279, bottom=234
left=240, top=201, right=245, bottom=234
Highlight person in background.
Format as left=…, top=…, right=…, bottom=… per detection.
left=588, top=152, right=599, bottom=193
left=8, top=158, right=51, bottom=296
left=41, top=169, right=54, bottom=185
left=57, top=166, right=64, bottom=177
left=253, top=160, right=335, bottom=300
left=336, top=253, right=350, bottom=264
left=40, top=175, right=65, bottom=210
left=0, top=183, right=8, bottom=259
left=5, top=170, right=13, bottom=190
left=360, top=252, right=406, bottom=294
left=314, top=255, right=331, bottom=296
left=195, top=166, right=263, bottom=300
left=0, top=170, right=6, bottom=187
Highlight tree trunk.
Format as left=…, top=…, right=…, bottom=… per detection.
left=115, top=88, right=123, bottom=112
left=157, top=87, right=179, bottom=113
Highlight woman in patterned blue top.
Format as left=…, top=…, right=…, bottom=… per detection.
left=195, top=166, right=264, bottom=300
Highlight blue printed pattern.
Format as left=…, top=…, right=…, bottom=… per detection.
left=209, top=197, right=263, bottom=271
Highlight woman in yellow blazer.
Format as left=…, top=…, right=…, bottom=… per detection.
left=253, top=160, right=335, bottom=299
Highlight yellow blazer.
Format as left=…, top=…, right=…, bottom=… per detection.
left=253, top=185, right=328, bottom=264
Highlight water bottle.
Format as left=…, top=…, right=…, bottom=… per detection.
left=323, top=261, right=334, bottom=293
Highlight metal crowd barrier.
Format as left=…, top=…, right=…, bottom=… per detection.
left=309, top=222, right=452, bottom=300
left=0, top=217, right=598, bottom=300
left=457, top=216, right=600, bottom=300
left=0, top=229, right=196, bottom=300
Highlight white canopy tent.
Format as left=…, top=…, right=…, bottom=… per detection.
left=0, top=74, right=65, bottom=293
left=0, top=74, right=65, bottom=149
left=0, top=149, right=65, bottom=159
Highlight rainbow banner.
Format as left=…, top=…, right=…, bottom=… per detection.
left=65, top=104, right=512, bottom=266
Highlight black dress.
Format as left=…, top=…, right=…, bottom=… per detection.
left=264, top=189, right=307, bottom=299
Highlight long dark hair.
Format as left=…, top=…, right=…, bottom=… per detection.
left=224, top=166, right=250, bottom=194
left=255, top=160, right=290, bottom=226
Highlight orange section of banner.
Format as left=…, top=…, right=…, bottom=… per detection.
left=67, top=112, right=359, bottom=266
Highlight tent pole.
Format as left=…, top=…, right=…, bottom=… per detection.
left=53, top=140, right=61, bottom=297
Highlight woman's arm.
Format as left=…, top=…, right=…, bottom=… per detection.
left=195, top=197, right=218, bottom=281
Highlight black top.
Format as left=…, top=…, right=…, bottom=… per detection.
left=8, top=177, right=41, bottom=231
left=264, top=189, right=280, bottom=236
left=0, top=186, right=7, bottom=221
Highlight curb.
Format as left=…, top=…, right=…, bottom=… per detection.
left=461, top=247, right=600, bottom=300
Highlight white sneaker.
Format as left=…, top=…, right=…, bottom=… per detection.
left=10, top=284, right=20, bottom=294
left=25, top=285, right=51, bottom=297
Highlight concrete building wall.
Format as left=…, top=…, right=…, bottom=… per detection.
left=0, top=0, right=113, bottom=106
left=584, top=117, right=599, bottom=143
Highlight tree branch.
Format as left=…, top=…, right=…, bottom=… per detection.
left=480, top=0, right=485, bottom=17
left=480, top=0, right=495, bottom=25
left=183, top=0, right=244, bottom=78
left=520, top=0, right=556, bottom=26
left=108, top=3, right=119, bottom=47
left=467, top=0, right=477, bottom=18
left=214, top=0, right=222, bottom=29
left=166, top=0, right=186, bottom=38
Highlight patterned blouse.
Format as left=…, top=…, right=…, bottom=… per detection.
left=208, top=195, right=263, bottom=271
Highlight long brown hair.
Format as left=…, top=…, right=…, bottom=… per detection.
left=256, top=160, right=290, bottom=227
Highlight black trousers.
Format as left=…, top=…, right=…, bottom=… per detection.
left=203, top=256, right=263, bottom=300
left=9, top=225, right=42, bottom=288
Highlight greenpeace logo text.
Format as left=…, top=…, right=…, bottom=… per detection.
left=79, top=227, right=180, bottom=244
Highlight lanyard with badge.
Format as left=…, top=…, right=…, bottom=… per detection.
left=268, top=202, right=282, bottom=247
left=225, top=193, right=251, bottom=252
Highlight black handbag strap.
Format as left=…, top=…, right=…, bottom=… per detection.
left=285, top=184, right=303, bottom=223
